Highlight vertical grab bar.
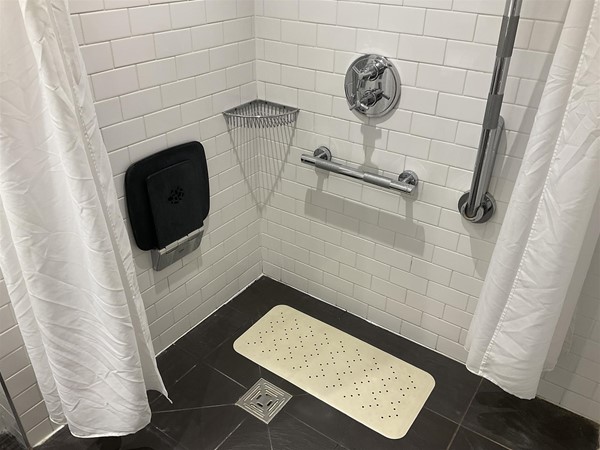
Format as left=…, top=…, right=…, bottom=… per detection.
left=458, top=0, right=523, bottom=223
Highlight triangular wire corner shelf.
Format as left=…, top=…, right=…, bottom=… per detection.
left=223, top=100, right=299, bottom=128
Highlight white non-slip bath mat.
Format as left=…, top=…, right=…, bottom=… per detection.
left=233, top=305, right=435, bottom=439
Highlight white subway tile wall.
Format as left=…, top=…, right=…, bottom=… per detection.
left=537, top=242, right=600, bottom=424
left=1, top=0, right=260, bottom=445
left=1, top=0, right=598, bottom=447
left=255, top=0, right=559, bottom=361
left=253, top=0, right=599, bottom=425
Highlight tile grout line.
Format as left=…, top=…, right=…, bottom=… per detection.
left=153, top=403, right=238, bottom=414
left=266, top=422, right=274, bottom=450
left=213, top=417, right=248, bottom=450
left=37, top=280, right=597, bottom=449
left=173, top=363, right=198, bottom=384
left=422, top=406, right=462, bottom=424
left=147, top=423, right=189, bottom=450
left=445, top=377, right=483, bottom=450
left=459, top=425, right=513, bottom=450
left=166, top=344, right=248, bottom=390
left=206, top=362, right=252, bottom=390
left=281, top=411, right=350, bottom=449
left=169, top=319, right=254, bottom=391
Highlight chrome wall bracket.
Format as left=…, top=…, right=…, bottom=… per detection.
left=458, top=191, right=497, bottom=224
left=314, top=145, right=331, bottom=161
left=151, top=227, right=204, bottom=271
left=302, top=146, right=418, bottom=194
left=344, top=54, right=401, bottom=117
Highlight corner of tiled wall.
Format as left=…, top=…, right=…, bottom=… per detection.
left=254, top=0, right=565, bottom=360
left=1, top=1, right=598, bottom=447
left=252, top=0, right=599, bottom=424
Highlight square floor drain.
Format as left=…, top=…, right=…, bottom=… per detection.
left=235, top=378, right=292, bottom=424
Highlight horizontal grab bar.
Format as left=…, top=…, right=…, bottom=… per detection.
left=300, top=146, right=418, bottom=195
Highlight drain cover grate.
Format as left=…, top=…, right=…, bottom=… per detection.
left=236, top=378, right=292, bottom=424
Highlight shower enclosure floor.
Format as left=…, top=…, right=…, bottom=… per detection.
left=38, top=277, right=598, bottom=450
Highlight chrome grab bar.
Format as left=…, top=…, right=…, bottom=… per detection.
left=458, top=0, right=523, bottom=223
left=301, top=146, right=418, bottom=194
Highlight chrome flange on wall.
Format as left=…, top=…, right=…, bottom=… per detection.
left=458, top=191, right=497, bottom=224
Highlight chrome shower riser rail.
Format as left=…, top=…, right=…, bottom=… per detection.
left=301, top=146, right=418, bottom=194
left=459, top=0, right=522, bottom=223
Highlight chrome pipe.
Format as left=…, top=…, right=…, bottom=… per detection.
left=301, top=147, right=418, bottom=195
left=460, top=0, right=522, bottom=223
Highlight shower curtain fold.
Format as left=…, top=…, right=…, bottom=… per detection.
left=0, top=0, right=167, bottom=437
left=465, top=0, right=600, bottom=399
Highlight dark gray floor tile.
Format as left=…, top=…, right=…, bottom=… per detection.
left=217, top=417, right=270, bottom=450
left=176, top=306, right=249, bottom=359
left=462, top=380, right=599, bottom=450
left=156, top=345, right=200, bottom=389
left=0, top=433, right=26, bottom=450
left=449, top=427, right=508, bottom=450
left=118, top=425, right=185, bottom=450
left=35, top=428, right=98, bottom=450
left=283, top=294, right=346, bottom=327
left=228, top=277, right=344, bottom=326
left=228, top=280, right=289, bottom=320
left=152, top=406, right=247, bottom=450
left=173, top=338, right=213, bottom=365
left=269, top=412, right=339, bottom=450
left=37, top=425, right=183, bottom=450
left=284, top=393, right=457, bottom=450
left=151, top=363, right=246, bottom=412
left=37, top=277, right=600, bottom=450
left=204, top=329, right=262, bottom=389
left=149, top=345, right=201, bottom=404
left=259, top=368, right=307, bottom=397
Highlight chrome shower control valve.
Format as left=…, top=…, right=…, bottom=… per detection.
left=350, top=87, right=390, bottom=112
left=345, top=54, right=401, bottom=118
left=354, top=57, right=388, bottom=81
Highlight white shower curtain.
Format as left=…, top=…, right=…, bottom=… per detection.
left=466, top=0, right=600, bottom=399
left=0, top=0, right=167, bottom=437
